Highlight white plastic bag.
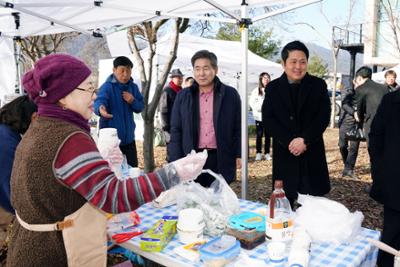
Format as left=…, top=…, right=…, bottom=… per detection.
left=176, top=169, right=240, bottom=236
left=295, top=194, right=364, bottom=244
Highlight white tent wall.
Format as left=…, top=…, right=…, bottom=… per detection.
left=0, top=37, right=16, bottom=106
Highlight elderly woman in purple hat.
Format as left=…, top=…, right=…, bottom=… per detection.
left=6, top=54, right=206, bottom=267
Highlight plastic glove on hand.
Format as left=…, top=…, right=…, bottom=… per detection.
left=172, top=150, right=208, bottom=182
left=108, top=145, right=124, bottom=167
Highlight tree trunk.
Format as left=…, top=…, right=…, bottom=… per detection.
left=143, top=117, right=155, bottom=172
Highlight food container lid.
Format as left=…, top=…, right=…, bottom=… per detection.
left=199, top=235, right=240, bottom=259
left=228, top=212, right=265, bottom=232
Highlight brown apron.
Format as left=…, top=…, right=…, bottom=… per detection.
left=16, top=202, right=107, bottom=267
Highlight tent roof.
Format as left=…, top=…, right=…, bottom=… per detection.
left=0, top=0, right=316, bottom=37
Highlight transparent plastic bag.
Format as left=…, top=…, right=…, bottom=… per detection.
left=295, top=194, right=364, bottom=244
left=176, top=169, right=240, bottom=236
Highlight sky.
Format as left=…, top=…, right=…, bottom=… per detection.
left=261, top=0, right=365, bottom=48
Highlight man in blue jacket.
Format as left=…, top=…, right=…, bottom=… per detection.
left=94, top=56, right=144, bottom=167
left=168, top=50, right=241, bottom=187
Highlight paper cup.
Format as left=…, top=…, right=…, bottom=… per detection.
left=267, top=242, right=286, bottom=262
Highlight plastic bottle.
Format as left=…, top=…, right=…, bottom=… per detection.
left=266, top=180, right=294, bottom=244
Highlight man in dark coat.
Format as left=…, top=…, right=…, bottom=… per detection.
left=368, top=89, right=400, bottom=267
left=158, top=68, right=184, bottom=143
left=338, top=85, right=360, bottom=179
left=168, top=50, right=241, bottom=187
left=353, top=66, right=389, bottom=144
left=262, top=41, right=331, bottom=206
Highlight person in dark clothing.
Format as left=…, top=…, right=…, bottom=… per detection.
left=353, top=66, right=389, bottom=144
left=384, top=70, right=400, bottom=92
left=168, top=50, right=241, bottom=187
left=338, top=86, right=360, bottom=179
left=94, top=56, right=144, bottom=167
left=368, top=89, right=400, bottom=267
left=0, top=95, right=37, bottom=245
left=353, top=66, right=389, bottom=194
left=262, top=41, right=331, bottom=208
left=158, top=68, right=184, bottom=143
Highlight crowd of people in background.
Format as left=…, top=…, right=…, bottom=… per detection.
left=0, top=40, right=399, bottom=266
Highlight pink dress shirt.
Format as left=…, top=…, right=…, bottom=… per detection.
left=198, top=90, right=217, bottom=149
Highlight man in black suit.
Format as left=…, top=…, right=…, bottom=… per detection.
left=262, top=41, right=331, bottom=208
left=369, top=89, right=400, bottom=267
left=353, top=66, right=389, bottom=144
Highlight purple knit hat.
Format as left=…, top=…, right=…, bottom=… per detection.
left=22, top=54, right=91, bottom=104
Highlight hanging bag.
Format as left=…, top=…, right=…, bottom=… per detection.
left=345, top=124, right=366, bottom=142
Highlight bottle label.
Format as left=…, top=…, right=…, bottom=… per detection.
left=266, top=217, right=294, bottom=241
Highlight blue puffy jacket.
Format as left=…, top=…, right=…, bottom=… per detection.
left=94, top=74, right=144, bottom=145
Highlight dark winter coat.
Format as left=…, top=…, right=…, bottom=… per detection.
left=168, top=77, right=241, bottom=184
left=338, top=87, right=357, bottom=129
left=262, top=73, right=331, bottom=199
left=354, top=79, right=389, bottom=138
left=158, top=85, right=179, bottom=132
left=369, top=90, right=400, bottom=211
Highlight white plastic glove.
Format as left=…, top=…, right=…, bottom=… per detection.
left=172, top=150, right=208, bottom=182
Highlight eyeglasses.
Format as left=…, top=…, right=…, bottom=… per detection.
left=76, top=87, right=98, bottom=96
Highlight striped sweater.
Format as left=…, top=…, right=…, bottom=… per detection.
left=54, top=132, right=173, bottom=213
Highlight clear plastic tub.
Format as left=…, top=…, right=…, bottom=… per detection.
left=199, top=235, right=240, bottom=267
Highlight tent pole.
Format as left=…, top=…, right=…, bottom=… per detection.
left=240, top=1, right=249, bottom=200
left=13, top=37, right=22, bottom=95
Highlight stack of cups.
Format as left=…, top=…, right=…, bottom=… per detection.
left=267, top=242, right=286, bottom=266
left=177, top=208, right=205, bottom=244
left=288, top=227, right=311, bottom=267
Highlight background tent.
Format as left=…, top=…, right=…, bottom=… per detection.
left=103, top=33, right=283, bottom=90
left=99, top=33, right=283, bottom=142
left=0, top=37, right=17, bottom=105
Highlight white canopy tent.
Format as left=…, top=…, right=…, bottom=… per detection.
left=0, top=0, right=322, bottom=198
left=105, top=33, right=284, bottom=89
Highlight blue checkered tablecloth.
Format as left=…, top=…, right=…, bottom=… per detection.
left=114, top=199, right=380, bottom=267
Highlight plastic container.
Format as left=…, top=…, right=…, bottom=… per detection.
left=226, top=212, right=266, bottom=249
left=177, top=208, right=205, bottom=244
left=266, top=180, right=294, bottom=243
left=199, top=235, right=240, bottom=267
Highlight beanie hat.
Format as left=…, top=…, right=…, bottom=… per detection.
left=22, top=54, right=91, bottom=104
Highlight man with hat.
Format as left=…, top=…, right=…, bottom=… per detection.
left=94, top=56, right=144, bottom=167
left=158, top=68, right=184, bottom=144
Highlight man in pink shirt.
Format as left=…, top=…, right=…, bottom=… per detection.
left=168, top=50, right=241, bottom=187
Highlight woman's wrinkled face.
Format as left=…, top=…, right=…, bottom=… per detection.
left=60, top=76, right=97, bottom=120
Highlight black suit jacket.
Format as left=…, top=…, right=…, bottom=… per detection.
left=354, top=79, right=388, bottom=137
left=262, top=73, right=331, bottom=199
